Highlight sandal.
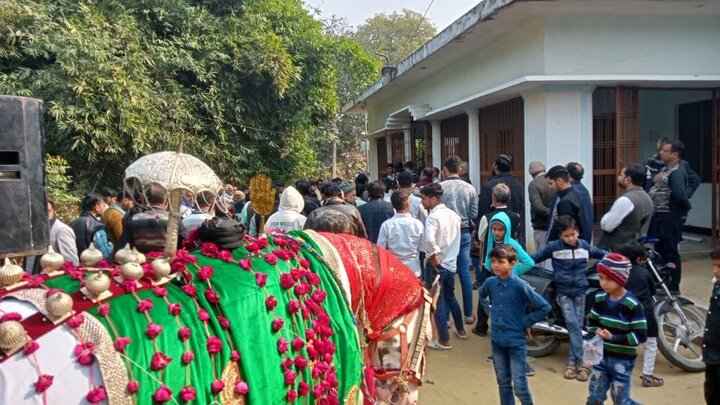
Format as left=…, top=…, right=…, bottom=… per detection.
left=640, top=374, right=664, bottom=387
left=576, top=365, right=590, bottom=382
left=563, top=365, right=577, bottom=380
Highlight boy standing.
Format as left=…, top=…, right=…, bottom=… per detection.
left=377, top=191, right=424, bottom=277
left=480, top=244, right=550, bottom=405
left=421, top=183, right=467, bottom=349
left=531, top=216, right=607, bottom=381
left=703, top=249, right=720, bottom=404
left=587, top=253, right=647, bottom=405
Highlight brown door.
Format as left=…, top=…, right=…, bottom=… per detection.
left=376, top=137, right=387, bottom=176
left=592, top=87, right=640, bottom=221
left=478, top=97, right=525, bottom=185
left=390, top=131, right=405, bottom=165
left=440, top=115, right=469, bottom=163
left=712, top=89, right=720, bottom=247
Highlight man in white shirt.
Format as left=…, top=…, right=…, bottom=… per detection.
left=420, top=183, right=466, bottom=350
left=377, top=191, right=424, bottom=276
left=397, top=172, right=427, bottom=224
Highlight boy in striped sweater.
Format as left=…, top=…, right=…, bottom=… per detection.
left=586, top=253, right=647, bottom=405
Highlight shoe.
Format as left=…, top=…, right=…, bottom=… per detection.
left=471, top=328, right=487, bottom=337
left=640, top=374, right=664, bottom=387
left=486, top=355, right=493, bottom=362
left=455, top=330, right=468, bottom=340
left=427, top=340, right=452, bottom=351
left=526, top=364, right=535, bottom=377
left=464, top=315, right=476, bottom=325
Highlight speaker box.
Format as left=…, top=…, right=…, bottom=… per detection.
left=0, top=95, right=49, bottom=257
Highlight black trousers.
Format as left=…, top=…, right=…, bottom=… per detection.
left=474, top=268, right=493, bottom=333
left=651, top=212, right=684, bottom=292
left=706, top=363, right=720, bottom=404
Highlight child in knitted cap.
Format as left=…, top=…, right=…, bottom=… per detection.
left=586, top=253, right=648, bottom=405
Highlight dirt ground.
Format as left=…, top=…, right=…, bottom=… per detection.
left=420, top=243, right=714, bottom=405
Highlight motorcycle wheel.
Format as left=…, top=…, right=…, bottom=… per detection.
left=526, top=334, right=561, bottom=358
left=655, top=300, right=706, bottom=372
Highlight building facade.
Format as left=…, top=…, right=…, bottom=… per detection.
left=345, top=0, right=720, bottom=247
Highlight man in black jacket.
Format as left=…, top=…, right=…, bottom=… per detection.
left=545, top=165, right=584, bottom=243
left=477, top=154, right=525, bottom=243
left=648, top=140, right=692, bottom=293
left=70, top=192, right=112, bottom=259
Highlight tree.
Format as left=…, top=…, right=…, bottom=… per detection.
left=353, top=9, right=437, bottom=67
left=0, top=0, right=375, bottom=188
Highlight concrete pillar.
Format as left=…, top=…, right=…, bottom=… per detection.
left=431, top=120, right=442, bottom=170
left=522, top=85, right=595, bottom=249
left=466, top=108, right=481, bottom=192
left=385, top=132, right=392, bottom=164
left=403, top=127, right=412, bottom=164
left=369, top=138, right=379, bottom=181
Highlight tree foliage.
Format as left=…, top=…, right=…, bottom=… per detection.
left=0, top=0, right=377, bottom=187
left=353, top=9, right=437, bottom=67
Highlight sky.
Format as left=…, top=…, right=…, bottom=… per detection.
left=304, top=0, right=481, bottom=31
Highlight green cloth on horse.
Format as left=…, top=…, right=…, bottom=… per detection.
left=45, top=231, right=362, bottom=404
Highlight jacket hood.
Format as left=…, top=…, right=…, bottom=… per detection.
left=278, top=186, right=304, bottom=213
left=484, top=211, right=513, bottom=268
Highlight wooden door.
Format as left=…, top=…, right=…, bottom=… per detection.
left=390, top=131, right=405, bottom=165
left=592, top=87, right=639, bottom=221
left=712, top=89, right=720, bottom=247
left=478, top=97, right=525, bottom=184
left=376, top=137, right=387, bottom=176
left=440, top=115, right=468, bottom=163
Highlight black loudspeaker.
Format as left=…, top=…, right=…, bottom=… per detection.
left=0, top=95, right=48, bottom=257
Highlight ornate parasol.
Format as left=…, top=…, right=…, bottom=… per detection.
left=124, top=145, right=222, bottom=257
left=248, top=174, right=275, bottom=235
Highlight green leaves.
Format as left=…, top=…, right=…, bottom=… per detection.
left=0, top=0, right=374, bottom=187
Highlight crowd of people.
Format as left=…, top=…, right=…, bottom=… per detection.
left=39, top=137, right=720, bottom=405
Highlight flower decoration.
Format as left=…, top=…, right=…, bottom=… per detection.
left=234, top=381, right=249, bottom=395
left=86, top=387, right=107, bottom=404
left=126, top=380, right=139, bottom=394
left=265, top=296, right=278, bottom=311
left=207, top=336, right=223, bottom=355
left=178, top=327, right=191, bottom=341
left=150, top=352, right=172, bottom=370
left=66, top=313, right=85, bottom=329
left=136, top=299, right=153, bottom=313
left=211, top=379, right=225, bottom=394
left=168, top=303, right=182, bottom=316
left=152, top=385, right=172, bottom=403
left=34, top=374, right=53, bottom=393
left=180, top=386, right=197, bottom=402
left=23, top=341, right=40, bottom=356
left=197, top=266, right=214, bottom=281
left=114, top=337, right=132, bottom=352
left=97, top=303, right=111, bottom=317
left=200, top=242, right=219, bottom=258
left=146, top=323, right=163, bottom=339
left=182, top=351, right=195, bottom=364
left=255, top=273, right=268, bottom=287
left=74, top=342, right=95, bottom=366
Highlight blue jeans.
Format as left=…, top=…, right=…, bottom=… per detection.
left=492, top=341, right=534, bottom=405
left=457, top=231, right=474, bottom=318
left=430, top=266, right=464, bottom=342
left=472, top=254, right=482, bottom=284
left=586, top=356, right=640, bottom=405
left=557, top=294, right=586, bottom=365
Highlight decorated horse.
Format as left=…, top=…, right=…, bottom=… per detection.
left=0, top=223, right=432, bottom=404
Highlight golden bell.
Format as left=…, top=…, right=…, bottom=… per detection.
left=121, top=262, right=144, bottom=281
left=40, top=246, right=65, bottom=272
left=85, top=272, right=111, bottom=296
left=0, top=258, right=24, bottom=286
left=114, top=243, right=134, bottom=265
left=152, top=258, right=171, bottom=280
left=46, top=291, right=73, bottom=318
left=80, top=243, right=103, bottom=267
left=0, top=320, right=26, bottom=351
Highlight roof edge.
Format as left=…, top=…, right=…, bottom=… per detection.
left=343, top=0, right=518, bottom=114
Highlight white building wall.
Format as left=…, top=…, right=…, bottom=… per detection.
left=523, top=85, right=595, bottom=250
left=366, top=19, right=547, bottom=132
left=544, top=14, right=720, bottom=76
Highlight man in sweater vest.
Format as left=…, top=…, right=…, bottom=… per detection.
left=599, top=163, right=654, bottom=253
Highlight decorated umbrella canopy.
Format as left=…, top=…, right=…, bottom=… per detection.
left=123, top=147, right=222, bottom=257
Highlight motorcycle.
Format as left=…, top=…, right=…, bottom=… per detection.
left=522, top=240, right=706, bottom=372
